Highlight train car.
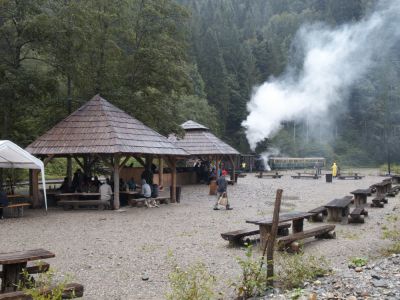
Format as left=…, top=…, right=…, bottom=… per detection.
left=268, top=157, right=325, bottom=170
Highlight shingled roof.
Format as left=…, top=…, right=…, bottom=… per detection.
left=169, top=120, right=240, bottom=156
left=26, top=95, right=188, bottom=156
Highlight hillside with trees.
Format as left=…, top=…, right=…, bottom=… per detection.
left=0, top=0, right=399, bottom=166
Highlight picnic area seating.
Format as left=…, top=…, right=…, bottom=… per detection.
left=348, top=207, right=368, bottom=223
left=0, top=249, right=84, bottom=298
left=256, top=172, right=283, bottom=179
left=221, top=223, right=291, bottom=245
left=128, top=196, right=170, bottom=207
left=276, top=224, right=336, bottom=252
left=2, top=203, right=31, bottom=218
left=58, top=199, right=110, bottom=210
left=371, top=195, right=387, bottom=208
left=386, top=186, right=399, bottom=197
left=338, top=173, right=364, bottom=180
left=324, top=197, right=353, bottom=223
left=0, top=283, right=84, bottom=299
left=307, top=206, right=328, bottom=222
left=291, top=172, right=320, bottom=179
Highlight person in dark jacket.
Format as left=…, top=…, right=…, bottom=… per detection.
left=213, top=175, right=232, bottom=210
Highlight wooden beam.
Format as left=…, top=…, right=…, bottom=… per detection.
left=113, top=154, right=120, bottom=210
left=72, top=156, right=84, bottom=170
left=133, top=155, right=146, bottom=167
left=43, top=155, right=55, bottom=167
left=119, top=156, right=131, bottom=172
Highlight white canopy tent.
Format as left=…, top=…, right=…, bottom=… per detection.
left=0, top=140, right=47, bottom=211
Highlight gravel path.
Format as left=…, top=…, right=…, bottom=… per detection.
left=0, top=169, right=398, bottom=299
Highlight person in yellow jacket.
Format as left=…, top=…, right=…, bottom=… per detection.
left=331, top=162, right=338, bottom=177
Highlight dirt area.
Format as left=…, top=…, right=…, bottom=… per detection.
left=0, top=169, right=398, bottom=299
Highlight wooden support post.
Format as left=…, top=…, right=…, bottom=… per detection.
left=168, top=157, right=177, bottom=203
left=31, top=169, right=40, bottom=208
left=73, top=156, right=85, bottom=170
left=113, top=154, right=120, bottom=210
left=228, top=155, right=236, bottom=183
left=67, top=156, right=72, bottom=185
left=261, top=189, right=283, bottom=287
left=159, top=157, right=164, bottom=189
left=215, top=156, right=220, bottom=178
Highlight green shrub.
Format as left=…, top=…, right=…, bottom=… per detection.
left=19, top=265, right=72, bottom=300
left=349, top=257, right=368, bottom=267
left=276, top=253, right=329, bottom=289
left=166, top=261, right=216, bottom=300
left=233, top=244, right=270, bottom=299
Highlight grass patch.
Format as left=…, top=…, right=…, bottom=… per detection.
left=349, top=257, right=368, bottom=268
left=166, top=259, right=216, bottom=300
left=276, top=253, right=330, bottom=290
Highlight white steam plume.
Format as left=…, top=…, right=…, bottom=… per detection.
left=243, top=0, right=400, bottom=150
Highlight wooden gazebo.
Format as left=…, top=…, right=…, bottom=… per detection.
left=169, top=120, right=240, bottom=180
left=26, top=95, right=187, bottom=209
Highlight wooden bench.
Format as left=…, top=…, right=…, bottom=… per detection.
left=221, top=223, right=291, bottom=245
left=257, top=172, right=283, bottom=179
left=348, top=207, right=368, bottom=223
left=128, top=196, right=170, bottom=207
left=0, top=262, right=50, bottom=278
left=386, top=187, right=399, bottom=197
left=338, top=174, right=364, bottom=180
left=277, top=225, right=336, bottom=252
left=371, top=195, right=387, bottom=208
left=291, top=173, right=319, bottom=179
left=0, top=282, right=84, bottom=299
left=307, top=206, right=328, bottom=222
left=238, top=174, right=247, bottom=178
left=58, top=199, right=110, bottom=210
left=3, top=203, right=31, bottom=217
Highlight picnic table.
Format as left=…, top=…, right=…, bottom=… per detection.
left=256, top=172, right=283, bottom=179
left=0, top=249, right=55, bottom=293
left=373, top=181, right=392, bottom=196
left=324, top=197, right=353, bottom=223
left=2, top=195, right=31, bottom=218
left=246, top=212, right=334, bottom=250
left=391, top=175, right=400, bottom=184
left=350, top=189, right=370, bottom=207
left=56, top=192, right=110, bottom=210
left=338, top=173, right=364, bottom=180
left=291, top=172, right=320, bottom=179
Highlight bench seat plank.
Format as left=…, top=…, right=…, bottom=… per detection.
left=221, top=223, right=291, bottom=244
left=277, top=225, right=336, bottom=250
left=0, top=283, right=84, bottom=300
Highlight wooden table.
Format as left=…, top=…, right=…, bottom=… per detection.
left=350, top=189, right=370, bottom=207
left=391, top=175, right=400, bottom=184
left=0, top=249, right=55, bottom=292
left=324, top=197, right=353, bottom=222
left=246, top=212, right=313, bottom=249
left=374, top=181, right=392, bottom=196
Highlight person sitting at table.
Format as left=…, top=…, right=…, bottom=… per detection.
left=127, top=177, right=136, bottom=191
left=71, top=169, right=84, bottom=192
left=93, top=176, right=101, bottom=190
left=100, top=178, right=113, bottom=208
left=119, top=178, right=127, bottom=191
left=0, top=190, right=9, bottom=219
left=58, top=177, right=70, bottom=193
left=138, top=179, right=157, bottom=208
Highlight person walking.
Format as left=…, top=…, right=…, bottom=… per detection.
left=213, top=175, right=232, bottom=210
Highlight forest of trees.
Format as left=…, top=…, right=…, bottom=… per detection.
left=0, top=0, right=399, bottom=166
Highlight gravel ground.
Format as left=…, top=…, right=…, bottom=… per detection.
left=0, top=169, right=399, bottom=299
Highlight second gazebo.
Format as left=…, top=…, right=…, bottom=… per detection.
left=169, top=120, right=240, bottom=180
